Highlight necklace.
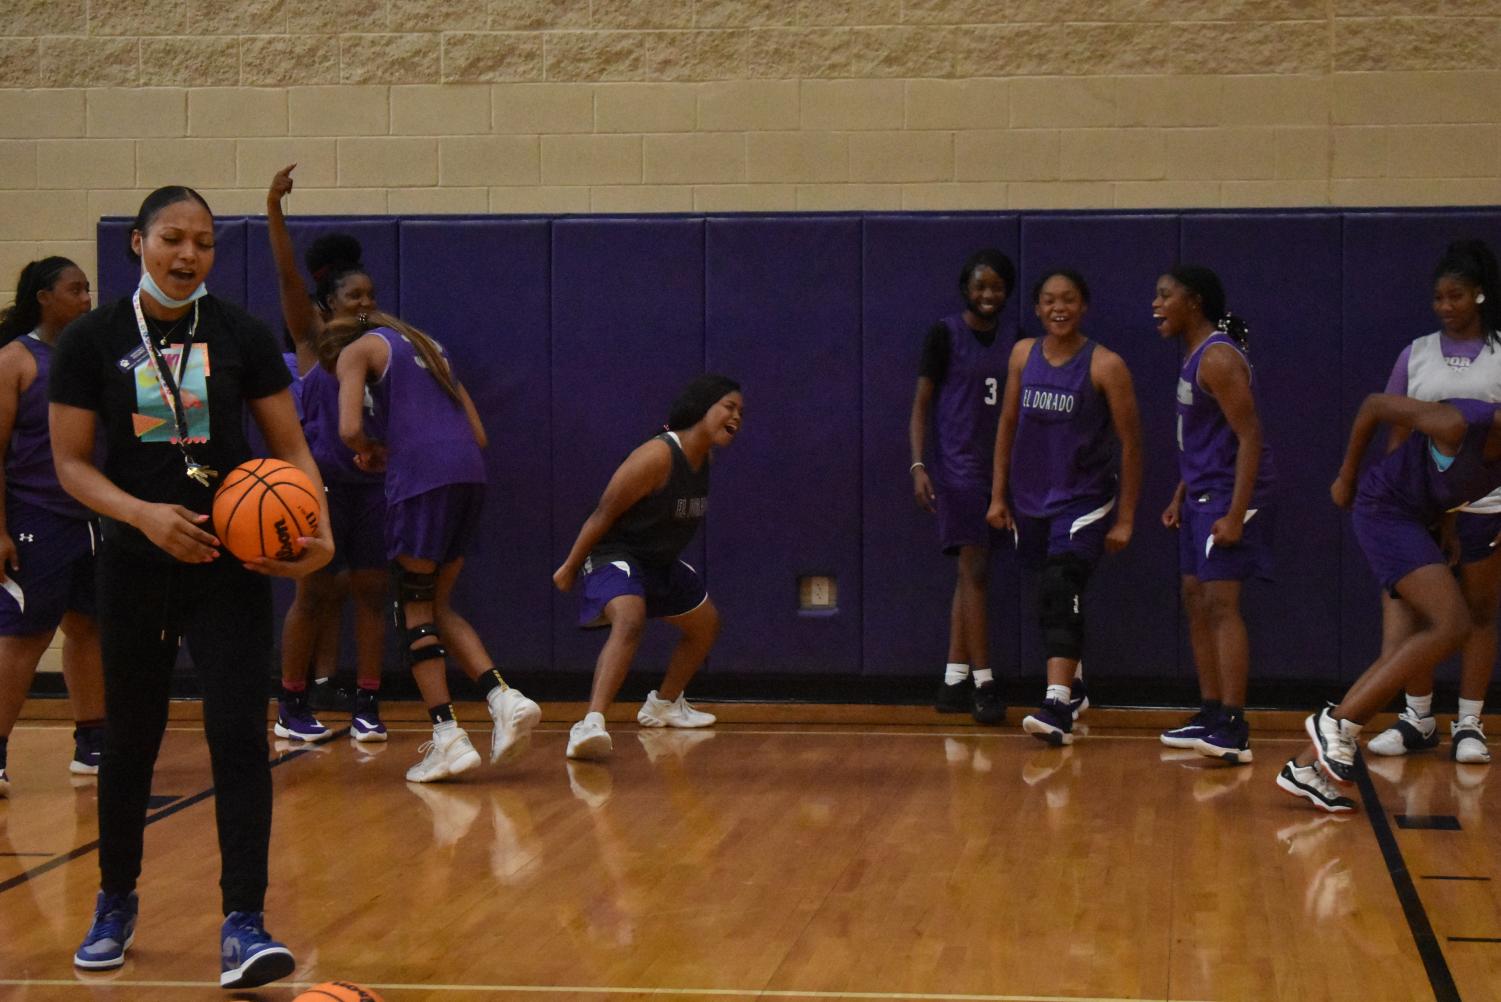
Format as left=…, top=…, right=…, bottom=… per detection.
left=144, top=312, right=190, bottom=347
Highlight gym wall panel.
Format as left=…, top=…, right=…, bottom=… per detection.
left=244, top=218, right=401, bottom=339
left=704, top=217, right=862, bottom=675
left=399, top=219, right=553, bottom=670
left=1179, top=213, right=1344, bottom=684
left=860, top=215, right=1022, bottom=679
left=550, top=218, right=706, bottom=675
left=1018, top=215, right=1182, bottom=685
left=1339, top=211, right=1501, bottom=685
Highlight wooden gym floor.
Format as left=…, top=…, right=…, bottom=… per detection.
left=0, top=701, right=1497, bottom=1002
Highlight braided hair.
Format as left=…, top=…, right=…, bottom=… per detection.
left=1168, top=264, right=1249, bottom=352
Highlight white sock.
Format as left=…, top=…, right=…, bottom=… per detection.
left=1073, top=661, right=1084, bottom=681
left=944, top=662, right=970, bottom=685
left=584, top=711, right=607, bottom=729
left=1458, top=698, right=1484, bottom=722
left=972, top=668, right=993, bottom=685
left=1406, top=692, right=1434, bottom=718
left=1046, top=684, right=1071, bottom=705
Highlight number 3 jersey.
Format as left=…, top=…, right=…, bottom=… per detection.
left=930, top=313, right=1010, bottom=489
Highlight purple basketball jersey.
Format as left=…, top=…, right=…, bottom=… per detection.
left=368, top=328, right=486, bottom=505
left=7, top=336, right=87, bottom=518
left=1359, top=398, right=1501, bottom=519
left=300, top=364, right=383, bottom=486
left=1010, top=338, right=1116, bottom=518
left=932, top=313, right=1009, bottom=488
left=1176, top=333, right=1274, bottom=506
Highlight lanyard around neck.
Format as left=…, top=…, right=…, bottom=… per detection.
left=131, top=290, right=215, bottom=486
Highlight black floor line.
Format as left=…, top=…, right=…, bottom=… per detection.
left=1357, top=760, right=1462, bottom=1002
left=0, top=735, right=336, bottom=897
left=1423, top=875, right=1492, bottom=882
left=1447, top=937, right=1501, bottom=944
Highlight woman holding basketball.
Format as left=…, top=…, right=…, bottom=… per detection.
left=552, top=375, right=742, bottom=762
left=266, top=165, right=388, bottom=744
left=1366, top=240, right=1501, bottom=766
left=317, top=309, right=541, bottom=783
left=1153, top=266, right=1275, bottom=765
left=0, top=257, right=105, bottom=796
left=50, top=186, right=331, bottom=988
left=987, top=269, right=1142, bottom=747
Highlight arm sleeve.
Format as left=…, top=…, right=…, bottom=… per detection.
left=1384, top=345, right=1412, bottom=396
left=918, top=322, right=950, bottom=385
left=236, top=309, right=296, bottom=400
left=48, top=313, right=105, bottom=411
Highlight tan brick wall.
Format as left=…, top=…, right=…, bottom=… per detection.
left=3, top=3, right=1501, bottom=298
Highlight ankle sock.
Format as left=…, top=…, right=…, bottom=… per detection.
left=1406, top=692, right=1434, bottom=718
left=428, top=702, right=455, bottom=725
left=944, top=662, right=970, bottom=685
left=1458, top=697, right=1484, bottom=722
left=972, top=668, right=993, bottom=685
left=1045, top=684, right=1071, bottom=705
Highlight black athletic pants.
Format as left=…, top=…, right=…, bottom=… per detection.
left=95, top=542, right=274, bottom=915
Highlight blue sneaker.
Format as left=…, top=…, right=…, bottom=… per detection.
left=74, top=891, right=138, bottom=969
left=274, top=695, right=332, bottom=743
left=1160, top=708, right=1220, bottom=748
left=1193, top=714, right=1253, bottom=765
left=1022, top=698, right=1075, bottom=746
left=220, top=911, right=295, bottom=989
left=351, top=691, right=388, bottom=743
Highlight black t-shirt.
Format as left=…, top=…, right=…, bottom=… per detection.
left=919, top=319, right=999, bottom=386
left=50, top=294, right=292, bottom=555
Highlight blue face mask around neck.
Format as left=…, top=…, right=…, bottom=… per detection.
left=138, top=267, right=207, bottom=310
left=1430, top=439, right=1457, bottom=473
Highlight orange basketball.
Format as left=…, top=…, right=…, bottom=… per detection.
left=212, top=458, right=321, bottom=563
left=292, top=983, right=385, bottom=1002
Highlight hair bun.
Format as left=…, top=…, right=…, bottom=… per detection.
left=305, top=233, right=365, bottom=278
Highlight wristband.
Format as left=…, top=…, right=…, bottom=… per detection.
left=909, top=462, right=926, bottom=473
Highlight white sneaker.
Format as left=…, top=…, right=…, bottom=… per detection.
left=1452, top=716, right=1491, bottom=765
left=486, top=687, right=541, bottom=765
left=637, top=690, right=716, bottom=728
left=1367, top=707, right=1439, bottom=757
left=405, top=726, right=481, bottom=783
left=1305, top=707, right=1360, bottom=785
left=566, top=716, right=612, bottom=761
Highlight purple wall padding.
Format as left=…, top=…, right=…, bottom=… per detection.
left=549, top=218, right=706, bottom=675
left=1179, top=214, right=1344, bottom=683
left=704, top=217, right=863, bottom=674
left=93, top=208, right=1501, bottom=695
left=244, top=218, right=400, bottom=338
left=860, top=215, right=1023, bottom=678
left=1339, top=211, right=1501, bottom=684
left=97, top=218, right=248, bottom=307
left=399, top=219, right=553, bottom=670
left=1019, top=215, right=1183, bottom=684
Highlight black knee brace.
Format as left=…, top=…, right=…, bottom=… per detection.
left=391, top=564, right=445, bottom=668
left=1039, top=554, right=1091, bottom=660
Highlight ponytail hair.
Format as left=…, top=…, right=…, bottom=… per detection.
left=663, top=374, right=741, bottom=435
left=0, top=256, right=79, bottom=345
left=319, top=309, right=462, bottom=404
left=1433, top=238, right=1501, bottom=346
left=306, top=233, right=367, bottom=314
left=1169, top=263, right=1250, bottom=352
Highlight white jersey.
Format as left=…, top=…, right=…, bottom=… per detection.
left=1407, top=331, right=1501, bottom=512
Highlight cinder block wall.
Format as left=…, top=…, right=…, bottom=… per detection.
left=2, top=2, right=1499, bottom=299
